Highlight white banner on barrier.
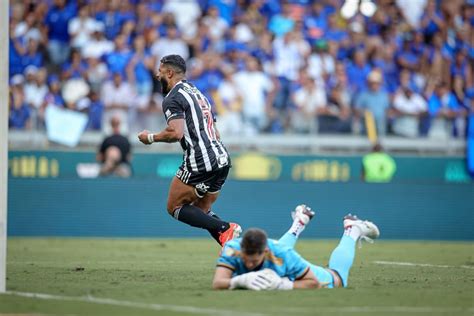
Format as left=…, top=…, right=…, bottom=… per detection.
left=45, top=106, right=88, bottom=148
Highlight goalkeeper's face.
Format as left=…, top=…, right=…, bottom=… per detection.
left=241, top=250, right=267, bottom=271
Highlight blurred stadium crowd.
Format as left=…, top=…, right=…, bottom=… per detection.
left=7, top=0, right=474, bottom=138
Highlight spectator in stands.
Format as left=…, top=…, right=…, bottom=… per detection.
left=426, top=82, right=468, bottom=138
left=323, top=82, right=352, bottom=134
left=203, top=6, right=229, bottom=42
left=61, top=49, right=87, bottom=80
left=361, top=143, right=396, bottom=183
left=303, top=1, right=328, bottom=45
left=346, top=49, right=372, bottom=95
left=268, top=2, right=295, bottom=37
left=68, top=4, right=98, bottom=50
left=188, top=19, right=212, bottom=58
left=391, top=73, right=428, bottom=138
left=162, top=0, right=201, bottom=39
left=272, top=30, right=310, bottom=129
left=9, top=75, right=31, bottom=130
left=212, top=65, right=243, bottom=136
left=95, top=0, right=123, bottom=41
left=44, top=0, right=77, bottom=66
left=420, top=0, right=446, bottom=42
left=233, top=56, right=275, bottom=135
left=101, top=71, right=135, bottom=135
left=97, top=116, right=132, bottom=178
left=200, top=53, right=225, bottom=100
left=85, top=90, right=104, bottom=131
left=84, top=56, right=109, bottom=93
left=395, top=35, right=421, bottom=73
left=41, top=74, right=65, bottom=128
left=126, top=35, right=154, bottom=99
left=43, top=75, right=64, bottom=110
left=23, top=38, right=43, bottom=69
left=126, top=35, right=155, bottom=133
left=24, top=66, right=48, bottom=129
left=16, top=11, right=43, bottom=45
left=451, top=48, right=473, bottom=102
left=81, top=23, right=114, bottom=59
left=9, top=21, right=26, bottom=77
left=354, top=70, right=390, bottom=136
left=421, top=32, right=449, bottom=88
left=151, top=24, right=189, bottom=61
left=134, top=2, right=153, bottom=36
left=307, top=39, right=335, bottom=86
left=105, top=34, right=133, bottom=78
left=290, top=71, right=325, bottom=134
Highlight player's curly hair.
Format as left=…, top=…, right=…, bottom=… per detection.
left=241, top=228, right=267, bottom=255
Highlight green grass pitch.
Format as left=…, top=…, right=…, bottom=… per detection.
left=1, top=238, right=473, bottom=316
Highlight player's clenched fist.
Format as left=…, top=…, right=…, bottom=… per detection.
left=138, top=130, right=153, bottom=145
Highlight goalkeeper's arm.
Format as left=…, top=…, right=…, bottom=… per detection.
left=212, top=266, right=234, bottom=290
left=213, top=267, right=277, bottom=290
left=212, top=266, right=320, bottom=290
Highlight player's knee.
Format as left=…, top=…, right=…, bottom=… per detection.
left=166, top=202, right=181, bottom=217
left=166, top=205, right=175, bottom=216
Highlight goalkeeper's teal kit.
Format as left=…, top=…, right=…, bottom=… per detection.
left=217, top=232, right=356, bottom=288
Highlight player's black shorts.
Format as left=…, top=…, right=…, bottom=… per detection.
left=175, top=165, right=230, bottom=198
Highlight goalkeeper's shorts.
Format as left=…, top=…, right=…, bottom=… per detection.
left=309, top=265, right=342, bottom=289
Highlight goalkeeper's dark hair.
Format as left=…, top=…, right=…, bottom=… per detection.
left=241, top=228, right=267, bottom=255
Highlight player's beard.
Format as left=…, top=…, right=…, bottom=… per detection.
left=160, top=77, right=170, bottom=95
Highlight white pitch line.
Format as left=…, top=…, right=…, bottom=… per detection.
left=4, top=291, right=266, bottom=316
left=305, top=306, right=474, bottom=313
left=374, top=260, right=474, bottom=270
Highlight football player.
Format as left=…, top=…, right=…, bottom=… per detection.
left=212, top=205, right=379, bottom=290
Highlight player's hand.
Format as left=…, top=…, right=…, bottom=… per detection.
left=276, top=277, right=294, bottom=290
left=244, top=269, right=282, bottom=291
left=230, top=271, right=269, bottom=290
left=229, top=272, right=252, bottom=290
left=138, top=130, right=152, bottom=145
left=253, top=269, right=282, bottom=290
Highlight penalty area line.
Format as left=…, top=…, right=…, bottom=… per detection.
left=373, top=260, right=474, bottom=270
left=4, top=291, right=266, bottom=316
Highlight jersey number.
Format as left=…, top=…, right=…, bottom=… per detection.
left=198, top=98, right=217, bottom=141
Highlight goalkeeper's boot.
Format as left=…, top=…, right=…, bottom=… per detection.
left=219, top=223, right=242, bottom=247
left=343, top=214, right=380, bottom=245
left=291, top=204, right=315, bottom=225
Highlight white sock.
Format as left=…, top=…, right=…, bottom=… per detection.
left=289, top=218, right=306, bottom=237
left=344, top=225, right=362, bottom=241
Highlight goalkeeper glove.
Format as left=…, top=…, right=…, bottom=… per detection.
left=276, top=277, right=294, bottom=290
left=229, top=270, right=276, bottom=291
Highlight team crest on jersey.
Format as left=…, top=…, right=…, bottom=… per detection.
left=224, top=247, right=235, bottom=257
left=195, top=182, right=210, bottom=193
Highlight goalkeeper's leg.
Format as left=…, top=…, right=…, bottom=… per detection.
left=278, top=204, right=315, bottom=249
left=328, top=214, right=380, bottom=287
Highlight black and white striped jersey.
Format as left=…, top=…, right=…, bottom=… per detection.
left=162, top=80, right=230, bottom=173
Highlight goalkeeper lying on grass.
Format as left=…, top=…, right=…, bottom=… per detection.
left=212, top=205, right=380, bottom=290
